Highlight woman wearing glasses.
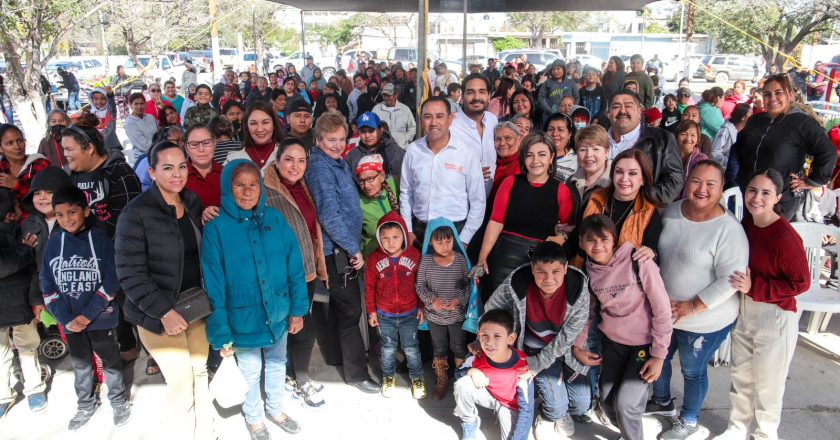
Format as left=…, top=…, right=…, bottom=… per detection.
left=183, top=125, right=223, bottom=210
left=731, top=73, right=837, bottom=219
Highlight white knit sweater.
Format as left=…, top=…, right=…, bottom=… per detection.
left=658, top=200, right=749, bottom=334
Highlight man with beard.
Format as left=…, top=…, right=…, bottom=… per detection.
left=607, top=90, right=684, bottom=205
left=345, top=111, right=405, bottom=183
left=400, top=96, right=486, bottom=249
left=450, top=73, right=498, bottom=195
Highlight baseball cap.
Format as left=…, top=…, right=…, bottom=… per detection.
left=285, top=97, right=312, bottom=116
left=381, top=83, right=395, bottom=96
left=357, top=112, right=381, bottom=130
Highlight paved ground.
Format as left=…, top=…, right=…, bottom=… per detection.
left=1, top=315, right=839, bottom=440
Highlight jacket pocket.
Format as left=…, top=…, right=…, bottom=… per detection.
left=226, top=284, right=262, bottom=336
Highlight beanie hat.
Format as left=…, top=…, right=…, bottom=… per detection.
left=356, top=154, right=385, bottom=175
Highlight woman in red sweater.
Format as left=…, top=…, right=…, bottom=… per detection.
left=476, top=132, right=574, bottom=301
left=718, top=168, right=809, bottom=440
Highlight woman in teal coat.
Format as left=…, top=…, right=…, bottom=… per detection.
left=201, top=159, right=308, bottom=439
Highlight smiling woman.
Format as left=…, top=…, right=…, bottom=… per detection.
left=224, top=101, right=284, bottom=174
left=0, top=124, right=51, bottom=210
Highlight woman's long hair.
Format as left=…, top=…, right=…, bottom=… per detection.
left=241, top=100, right=285, bottom=149
left=607, top=148, right=655, bottom=206
left=602, top=56, right=625, bottom=85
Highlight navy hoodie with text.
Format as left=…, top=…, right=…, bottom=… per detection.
left=40, top=227, right=120, bottom=332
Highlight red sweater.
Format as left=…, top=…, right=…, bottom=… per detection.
left=365, top=212, right=422, bottom=316
left=742, top=215, right=810, bottom=312
left=470, top=348, right=529, bottom=410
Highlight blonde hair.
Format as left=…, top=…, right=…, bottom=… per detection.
left=575, top=124, right=610, bottom=150
left=314, top=110, right=348, bottom=141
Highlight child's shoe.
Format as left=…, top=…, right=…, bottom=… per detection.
left=28, top=392, right=47, bottom=412
left=462, top=416, right=480, bottom=440
left=68, top=405, right=100, bottom=431
left=294, top=381, right=325, bottom=407
left=533, top=414, right=554, bottom=440
left=113, top=403, right=131, bottom=426
left=410, top=378, right=427, bottom=399
left=381, top=376, right=397, bottom=398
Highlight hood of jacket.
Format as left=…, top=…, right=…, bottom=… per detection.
left=220, top=158, right=267, bottom=222
left=21, top=165, right=73, bottom=209
left=375, top=211, right=409, bottom=253
left=88, top=88, right=111, bottom=118
left=505, top=261, right=586, bottom=307
left=570, top=106, right=591, bottom=126
left=548, top=59, right=567, bottom=81
left=420, top=217, right=472, bottom=270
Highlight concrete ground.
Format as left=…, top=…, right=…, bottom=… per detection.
left=1, top=314, right=839, bottom=440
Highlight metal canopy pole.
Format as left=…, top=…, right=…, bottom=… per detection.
left=300, top=11, right=307, bottom=61
left=417, top=0, right=427, bottom=116
left=462, top=0, right=467, bottom=75
left=253, top=3, right=258, bottom=73
left=678, top=0, right=686, bottom=81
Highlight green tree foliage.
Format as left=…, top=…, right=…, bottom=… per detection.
left=507, top=12, right=592, bottom=47
left=491, top=36, right=527, bottom=52
left=311, top=15, right=367, bottom=52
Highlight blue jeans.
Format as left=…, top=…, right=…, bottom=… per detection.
left=652, top=321, right=735, bottom=424
left=67, top=90, right=80, bottom=110
left=236, top=333, right=289, bottom=425
left=377, top=313, right=423, bottom=379
left=534, top=357, right=591, bottom=421
left=587, top=310, right=604, bottom=399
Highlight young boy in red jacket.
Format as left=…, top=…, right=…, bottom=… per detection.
left=365, top=211, right=426, bottom=399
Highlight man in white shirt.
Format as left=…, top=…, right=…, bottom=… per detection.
left=450, top=73, right=498, bottom=194
left=348, top=73, right=367, bottom=122
left=400, top=96, right=486, bottom=248
left=372, top=83, right=416, bottom=148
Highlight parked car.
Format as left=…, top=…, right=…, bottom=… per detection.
left=46, top=58, right=107, bottom=82
left=695, top=54, right=759, bottom=83
left=497, top=49, right=563, bottom=72
left=217, top=48, right=240, bottom=71
left=571, top=54, right=606, bottom=70
left=338, top=50, right=374, bottom=74
left=123, top=55, right=186, bottom=85
left=188, top=50, right=213, bottom=72
left=279, top=51, right=336, bottom=79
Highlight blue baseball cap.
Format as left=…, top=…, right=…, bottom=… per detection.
left=357, top=112, right=381, bottom=130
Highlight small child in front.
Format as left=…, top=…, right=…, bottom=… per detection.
left=40, top=186, right=129, bottom=431
left=365, top=212, right=426, bottom=399
left=454, top=309, right=534, bottom=440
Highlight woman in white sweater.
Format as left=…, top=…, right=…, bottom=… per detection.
left=124, top=92, right=159, bottom=162
left=647, top=160, right=749, bottom=440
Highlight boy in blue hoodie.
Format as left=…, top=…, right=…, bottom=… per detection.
left=40, top=186, right=129, bottom=431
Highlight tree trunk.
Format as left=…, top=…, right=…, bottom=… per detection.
left=11, top=91, right=47, bottom=154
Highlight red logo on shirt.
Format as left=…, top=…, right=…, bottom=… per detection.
left=443, top=162, right=465, bottom=174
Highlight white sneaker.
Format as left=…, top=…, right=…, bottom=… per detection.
left=533, top=414, right=556, bottom=440
left=555, top=414, right=575, bottom=437
left=711, top=429, right=748, bottom=440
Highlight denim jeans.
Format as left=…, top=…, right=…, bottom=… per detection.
left=533, top=357, right=591, bottom=421
left=377, top=313, right=423, bottom=379
left=237, top=333, right=289, bottom=425
left=67, top=90, right=80, bottom=110
left=652, top=321, right=736, bottom=424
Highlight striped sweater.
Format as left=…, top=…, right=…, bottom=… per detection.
left=416, top=253, right=470, bottom=325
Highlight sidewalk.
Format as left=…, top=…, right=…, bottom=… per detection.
left=2, top=317, right=839, bottom=440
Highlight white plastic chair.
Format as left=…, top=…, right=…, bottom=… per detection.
left=792, top=222, right=840, bottom=334
left=721, top=186, right=744, bottom=220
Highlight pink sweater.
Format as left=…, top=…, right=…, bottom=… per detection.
left=577, top=243, right=672, bottom=358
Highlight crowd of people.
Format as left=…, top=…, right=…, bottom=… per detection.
left=0, top=51, right=838, bottom=440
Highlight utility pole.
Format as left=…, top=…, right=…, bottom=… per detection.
left=210, top=0, right=221, bottom=82
left=99, top=11, right=109, bottom=75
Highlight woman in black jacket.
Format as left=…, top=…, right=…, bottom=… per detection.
left=732, top=73, right=838, bottom=219
left=114, top=141, right=211, bottom=440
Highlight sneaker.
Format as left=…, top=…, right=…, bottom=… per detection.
left=294, top=381, right=325, bottom=408
left=381, top=376, right=397, bottom=398
left=113, top=404, right=131, bottom=426
left=661, top=418, right=700, bottom=440
left=0, top=401, right=12, bottom=419
left=643, top=398, right=677, bottom=417
left=593, top=400, right=612, bottom=426
left=269, top=413, right=300, bottom=435
left=555, top=414, right=576, bottom=437
left=462, top=415, right=480, bottom=440
left=28, top=392, right=47, bottom=412
left=410, top=378, right=427, bottom=400
left=247, top=423, right=271, bottom=440
left=711, top=428, right=747, bottom=440
left=284, top=375, right=298, bottom=392
left=309, top=380, right=324, bottom=392
left=68, top=405, right=100, bottom=431
left=533, top=414, right=554, bottom=440
left=572, top=413, right=593, bottom=424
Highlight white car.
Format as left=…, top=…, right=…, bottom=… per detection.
left=338, top=50, right=374, bottom=74
left=123, top=55, right=186, bottom=86
left=572, top=55, right=606, bottom=70
left=279, top=52, right=336, bottom=79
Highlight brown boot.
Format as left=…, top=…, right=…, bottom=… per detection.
left=454, top=358, right=465, bottom=369
left=432, top=357, right=449, bottom=400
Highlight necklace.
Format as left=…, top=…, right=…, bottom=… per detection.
left=608, top=196, right=635, bottom=226
left=249, top=145, right=273, bottom=165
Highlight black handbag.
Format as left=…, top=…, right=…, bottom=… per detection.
left=173, top=287, right=213, bottom=324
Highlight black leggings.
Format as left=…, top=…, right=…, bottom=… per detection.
left=427, top=320, right=467, bottom=359
left=287, top=281, right=317, bottom=386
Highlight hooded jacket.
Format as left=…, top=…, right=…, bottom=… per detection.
left=372, top=100, right=416, bottom=148
left=578, top=243, right=672, bottom=359
left=345, top=131, right=406, bottom=183
left=38, top=131, right=67, bottom=168
left=21, top=166, right=74, bottom=271
left=115, top=184, right=204, bottom=334
left=364, top=211, right=422, bottom=316
left=0, top=152, right=50, bottom=203
left=40, top=227, right=120, bottom=332
left=202, top=159, right=309, bottom=350
left=485, top=262, right=590, bottom=375
left=67, top=149, right=141, bottom=239
left=538, top=60, right=580, bottom=119
left=0, top=221, right=40, bottom=328
left=698, top=101, right=724, bottom=140
left=734, top=109, right=838, bottom=218
left=86, top=88, right=121, bottom=151
left=305, top=147, right=363, bottom=256
left=360, top=176, right=399, bottom=257
left=631, top=125, right=685, bottom=205
left=624, top=70, right=655, bottom=109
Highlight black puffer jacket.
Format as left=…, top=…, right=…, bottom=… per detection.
left=632, top=125, right=685, bottom=205
left=0, top=222, right=41, bottom=328
left=115, top=185, right=204, bottom=334
left=733, top=109, right=838, bottom=219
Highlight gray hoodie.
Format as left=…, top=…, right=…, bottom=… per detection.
left=538, top=59, right=580, bottom=119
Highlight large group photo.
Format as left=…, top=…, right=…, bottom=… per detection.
left=2, top=1, right=840, bottom=439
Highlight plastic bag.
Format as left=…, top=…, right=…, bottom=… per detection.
left=209, top=356, right=247, bottom=408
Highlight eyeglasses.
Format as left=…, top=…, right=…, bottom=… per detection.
left=358, top=174, right=382, bottom=186
left=186, top=139, right=215, bottom=149
left=150, top=88, right=161, bottom=92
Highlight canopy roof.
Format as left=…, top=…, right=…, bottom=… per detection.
left=271, top=0, right=654, bottom=13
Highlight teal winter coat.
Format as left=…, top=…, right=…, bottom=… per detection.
left=202, top=159, right=309, bottom=350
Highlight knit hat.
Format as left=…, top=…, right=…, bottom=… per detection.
left=644, top=107, right=663, bottom=124
left=21, top=166, right=74, bottom=210
left=356, top=154, right=385, bottom=175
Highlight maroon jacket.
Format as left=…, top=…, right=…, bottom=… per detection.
left=364, top=211, right=421, bottom=315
